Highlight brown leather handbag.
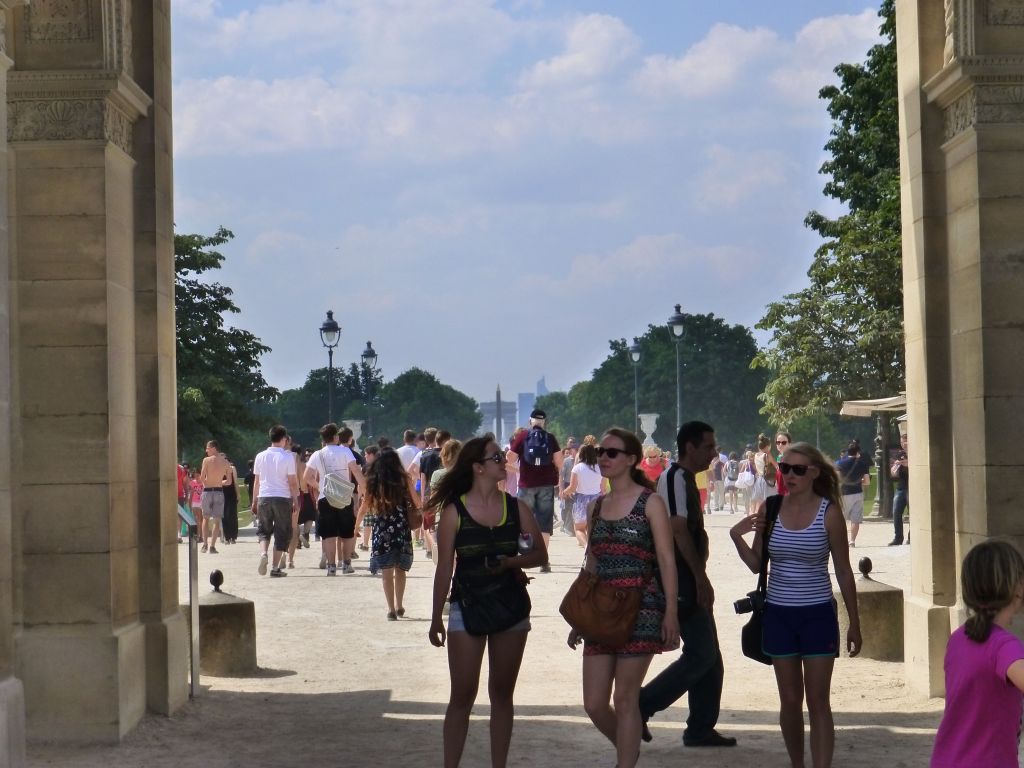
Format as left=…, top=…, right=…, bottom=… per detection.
left=559, top=568, right=642, bottom=647
left=558, top=497, right=644, bottom=647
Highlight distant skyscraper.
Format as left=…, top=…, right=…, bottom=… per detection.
left=537, top=376, right=549, bottom=396
left=517, top=392, right=536, bottom=427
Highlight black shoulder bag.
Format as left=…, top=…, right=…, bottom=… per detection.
left=739, top=495, right=782, bottom=665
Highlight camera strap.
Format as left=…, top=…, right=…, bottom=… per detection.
left=756, top=495, right=783, bottom=599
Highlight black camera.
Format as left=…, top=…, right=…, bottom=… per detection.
left=733, top=590, right=763, bottom=615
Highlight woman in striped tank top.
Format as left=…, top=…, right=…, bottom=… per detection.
left=730, top=442, right=862, bottom=768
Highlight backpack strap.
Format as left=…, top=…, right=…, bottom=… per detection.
left=665, top=463, right=681, bottom=516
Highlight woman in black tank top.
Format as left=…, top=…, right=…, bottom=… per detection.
left=428, top=435, right=547, bottom=768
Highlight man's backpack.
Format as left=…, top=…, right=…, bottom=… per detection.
left=727, top=460, right=739, bottom=482
left=524, top=427, right=553, bottom=466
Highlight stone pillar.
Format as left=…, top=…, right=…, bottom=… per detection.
left=0, top=5, right=28, bottom=766
left=896, top=0, right=1024, bottom=696
left=4, top=0, right=178, bottom=742
left=131, top=0, right=186, bottom=717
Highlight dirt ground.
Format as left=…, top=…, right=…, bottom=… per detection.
left=29, top=510, right=944, bottom=767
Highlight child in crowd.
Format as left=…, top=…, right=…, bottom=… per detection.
left=931, top=540, right=1024, bottom=768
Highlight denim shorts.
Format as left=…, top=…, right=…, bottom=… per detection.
left=762, top=600, right=839, bottom=658
left=447, top=601, right=531, bottom=634
left=518, top=486, right=555, bottom=533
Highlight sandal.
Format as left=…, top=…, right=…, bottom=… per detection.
left=396, top=607, right=405, bottom=618
left=386, top=611, right=398, bottom=621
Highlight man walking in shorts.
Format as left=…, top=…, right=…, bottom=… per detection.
left=199, top=440, right=231, bottom=553
left=304, top=423, right=363, bottom=575
left=835, top=441, right=871, bottom=547
left=251, top=425, right=299, bottom=577
left=507, top=409, right=562, bottom=573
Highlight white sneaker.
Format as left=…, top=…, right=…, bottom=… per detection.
left=257, top=553, right=268, bottom=576
left=342, top=562, right=355, bottom=575
left=319, top=553, right=327, bottom=569
left=327, top=564, right=337, bottom=576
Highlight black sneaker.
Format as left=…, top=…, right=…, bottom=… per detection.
left=683, top=730, right=736, bottom=747
left=270, top=568, right=287, bottom=578
left=540, top=564, right=552, bottom=574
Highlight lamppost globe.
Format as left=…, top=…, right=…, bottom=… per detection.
left=667, top=303, right=686, bottom=339
left=320, top=310, right=340, bottom=349
left=361, top=340, right=378, bottom=369
left=319, top=310, right=341, bottom=423
left=628, top=338, right=642, bottom=364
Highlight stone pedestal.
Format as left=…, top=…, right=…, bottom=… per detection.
left=836, top=578, right=904, bottom=662
left=193, top=592, right=257, bottom=677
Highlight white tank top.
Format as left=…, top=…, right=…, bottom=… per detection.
left=765, top=498, right=833, bottom=606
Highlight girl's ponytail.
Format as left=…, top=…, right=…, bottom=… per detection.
left=964, top=607, right=1000, bottom=643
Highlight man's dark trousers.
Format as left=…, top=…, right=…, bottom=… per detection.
left=638, top=604, right=724, bottom=739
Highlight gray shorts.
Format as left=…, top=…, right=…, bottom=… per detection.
left=257, top=497, right=293, bottom=552
left=518, top=485, right=555, bottom=534
left=841, top=493, right=864, bottom=524
left=201, top=489, right=225, bottom=520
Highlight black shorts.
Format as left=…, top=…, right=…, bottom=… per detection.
left=298, top=491, right=317, bottom=524
left=317, top=498, right=356, bottom=539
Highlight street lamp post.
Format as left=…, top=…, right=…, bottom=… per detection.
left=667, top=303, right=686, bottom=431
left=360, top=340, right=378, bottom=441
left=319, top=310, right=341, bottom=422
left=628, top=338, right=642, bottom=433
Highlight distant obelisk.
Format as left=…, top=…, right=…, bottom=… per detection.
left=496, top=384, right=503, bottom=446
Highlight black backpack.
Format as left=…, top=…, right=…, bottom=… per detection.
left=727, top=460, right=739, bottom=481
left=524, top=427, right=552, bottom=466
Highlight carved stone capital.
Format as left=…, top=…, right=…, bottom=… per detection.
left=943, top=84, right=1024, bottom=141
left=6, top=70, right=151, bottom=154
left=989, top=0, right=1024, bottom=25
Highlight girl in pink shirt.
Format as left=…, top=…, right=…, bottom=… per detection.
left=931, top=540, right=1024, bottom=768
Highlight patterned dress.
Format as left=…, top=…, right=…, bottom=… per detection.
left=583, top=490, right=677, bottom=656
left=370, top=507, right=414, bottom=572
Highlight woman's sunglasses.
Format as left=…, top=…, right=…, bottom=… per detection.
left=778, top=462, right=810, bottom=476
left=597, top=447, right=630, bottom=459
left=480, top=451, right=505, bottom=464
left=775, top=439, right=790, bottom=446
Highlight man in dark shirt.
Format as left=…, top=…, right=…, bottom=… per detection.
left=835, top=441, right=872, bottom=547
left=507, top=409, right=562, bottom=573
left=889, top=432, right=909, bottom=545
left=639, top=421, right=736, bottom=748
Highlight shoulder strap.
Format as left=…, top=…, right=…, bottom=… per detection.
left=666, top=463, right=681, bottom=516
left=757, top=495, right=783, bottom=596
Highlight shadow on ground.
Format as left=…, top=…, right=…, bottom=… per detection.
left=28, top=688, right=939, bottom=768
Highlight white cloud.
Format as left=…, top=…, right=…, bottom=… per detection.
left=692, top=145, right=791, bottom=208
left=635, top=24, right=778, bottom=98
left=518, top=14, right=639, bottom=90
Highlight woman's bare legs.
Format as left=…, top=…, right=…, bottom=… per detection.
left=583, top=655, right=617, bottom=743
left=574, top=521, right=588, bottom=548
left=394, top=568, right=407, bottom=613
left=381, top=567, right=396, bottom=612
left=773, top=657, right=806, bottom=768
left=444, top=631, right=487, bottom=768
left=583, top=654, right=652, bottom=768
left=803, top=657, right=836, bottom=768
left=486, top=630, right=529, bottom=768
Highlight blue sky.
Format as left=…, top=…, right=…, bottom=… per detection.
left=171, top=0, right=883, bottom=404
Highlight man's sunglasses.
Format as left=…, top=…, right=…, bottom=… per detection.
left=775, top=439, right=790, bottom=446
left=597, top=447, right=630, bottom=459
left=778, top=462, right=810, bottom=476
left=480, top=452, right=505, bottom=464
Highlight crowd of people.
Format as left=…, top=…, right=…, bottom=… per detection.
left=177, top=414, right=948, bottom=768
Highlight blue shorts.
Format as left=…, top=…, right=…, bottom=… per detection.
left=762, top=600, right=839, bottom=658
left=518, top=486, right=555, bottom=534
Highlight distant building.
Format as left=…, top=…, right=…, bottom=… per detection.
left=478, top=401, right=517, bottom=444
left=517, top=392, right=536, bottom=427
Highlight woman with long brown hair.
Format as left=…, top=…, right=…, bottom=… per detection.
left=428, top=435, right=547, bottom=768
left=570, top=428, right=678, bottom=768
left=730, top=441, right=861, bottom=768
left=358, top=448, right=420, bottom=619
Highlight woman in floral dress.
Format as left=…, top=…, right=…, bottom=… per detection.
left=359, top=448, right=420, bottom=619
left=569, top=428, right=679, bottom=768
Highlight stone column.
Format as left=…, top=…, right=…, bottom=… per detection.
left=131, top=0, right=186, bottom=717
left=0, top=5, right=28, bottom=766
left=896, top=0, right=1024, bottom=695
left=6, top=1, right=162, bottom=742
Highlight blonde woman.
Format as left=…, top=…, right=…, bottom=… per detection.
left=730, top=442, right=861, bottom=768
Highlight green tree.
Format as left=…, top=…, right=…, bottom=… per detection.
left=537, top=313, right=770, bottom=451
left=754, top=0, right=903, bottom=424
left=373, top=368, right=482, bottom=441
left=175, top=227, right=277, bottom=463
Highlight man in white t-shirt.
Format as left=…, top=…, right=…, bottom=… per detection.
left=304, top=422, right=364, bottom=575
left=251, top=425, right=299, bottom=577
left=395, top=429, right=419, bottom=471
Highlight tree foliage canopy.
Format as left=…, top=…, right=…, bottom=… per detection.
left=536, top=313, right=770, bottom=451
left=754, top=0, right=903, bottom=425
left=175, top=227, right=277, bottom=461
left=373, top=368, right=483, bottom=441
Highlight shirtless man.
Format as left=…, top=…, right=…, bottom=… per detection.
left=200, top=440, right=232, bottom=553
